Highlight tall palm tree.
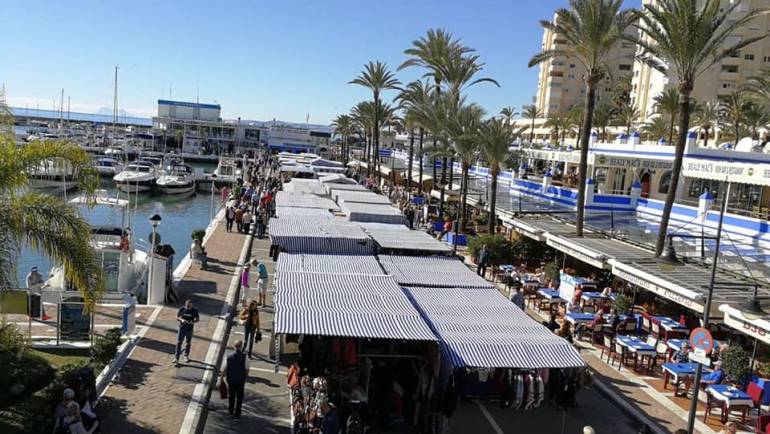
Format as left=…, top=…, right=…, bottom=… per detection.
left=744, top=103, right=769, bottom=140
left=331, top=114, right=354, bottom=165
left=614, top=100, right=639, bottom=134
left=640, top=116, right=669, bottom=142
left=652, top=87, right=680, bottom=145
left=0, top=126, right=104, bottom=306
left=719, top=90, right=751, bottom=143
left=530, top=0, right=635, bottom=237
left=593, top=103, right=613, bottom=142
left=567, top=104, right=585, bottom=146
left=446, top=101, right=485, bottom=232
left=500, top=106, right=518, bottom=124
left=630, top=0, right=769, bottom=256
left=478, top=117, right=515, bottom=233
left=397, top=80, right=433, bottom=193
left=692, top=100, right=719, bottom=147
left=522, top=105, right=543, bottom=144
left=351, top=101, right=375, bottom=174
left=349, top=61, right=401, bottom=182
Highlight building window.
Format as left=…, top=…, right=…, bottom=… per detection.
left=722, top=82, right=735, bottom=89
left=549, top=104, right=559, bottom=110
left=764, top=56, right=770, bottom=63
left=569, top=64, right=576, bottom=68
left=721, top=65, right=739, bottom=73
left=568, top=73, right=575, bottom=79
left=549, top=82, right=562, bottom=88
left=745, top=54, right=755, bottom=60
left=619, top=64, right=632, bottom=71
left=659, top=170, right=672, bottom=194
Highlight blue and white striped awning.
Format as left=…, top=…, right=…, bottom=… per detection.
left=275, top=191, right=340, bottom=210
left=282, top=179, right=327, bottom=195
left=277, top=253, right=386, bottom=275
left=274, top=272, right=436, bottom=341
left=319, top=174, right=357, bottom=185
left=275, top=206, right=333, bottom=220
left=405, top=286, right=584, bottom=369
left=336, top=191, right=393, bottom=206
left=362, top=227, right=451, bottom=253
left=269, top=217, right=373, bottom=254
left=341, top=202, right=406, bottom=225
left=379, top=255, right=492, bottom=288
left=327, top=184, right=370, bottom=197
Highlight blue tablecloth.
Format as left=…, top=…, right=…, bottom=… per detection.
left=617, top=336, right=656, bottom=354
left=662, top=362, right=699, bottom=376
left=538, top=288, right=562, bottom=299
left=565, top=312, right=596, bottom=324
left=654, top=316, right=688, bottom=332
left=707, top=385, right=754, bottom=407
left=580, top=292, right=607, bottom=301
left=499, top=264, right=514, bottom=272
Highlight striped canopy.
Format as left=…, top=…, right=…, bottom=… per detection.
left=341, top=202, right=406, bottom=225
left=282, top=179, right=327, bottom=195
left=274, top=272, right=436, bottom=341
left=275, top=191, right=339, bottom=210
left=275, top=207, right=333, bottom=220
left=318, top=174, right=357, bottom=185
left=269, top=217, right=373, bottom=254
left=379, top=255, right=492, bottom=288
left=336, top=191, right=393, bottom=206
left=405, top=286, right=585, bottom=369
left=363, top=227, right=451, bottom=253
left=277, top=253, right=386, bottom=275
left=327, top=184, right=370, bottom=197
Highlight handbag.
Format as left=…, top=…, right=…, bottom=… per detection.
left=219, top=379, right=228, bottom=399
left=256, top=330, right=262, bottom=342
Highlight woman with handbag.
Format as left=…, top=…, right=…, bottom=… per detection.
left=240, top=300, right=261, bottom=359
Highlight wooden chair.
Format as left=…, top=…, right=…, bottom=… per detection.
left=747, top=381, right=764, bottom=416
left=600, top=334, right=615, bottom=362
left=651, top=341, right=669, bottom=371
left=623, top=320, right=637, bottom=336
left=642, top=316, right=652, bottom=334
left=650, top=321, right=661, bottom=339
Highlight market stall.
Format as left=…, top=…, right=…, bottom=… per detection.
left=379, top=255, right=493, bottom=288
left=361, top=226, right=452, bottom=255
left=276, top=253, right=386, bottom=276
left=340, top=202, right=406, bottom=225
left=274, top=191, right=340, bottom=210
left=268, top=217, right=373, bottom=256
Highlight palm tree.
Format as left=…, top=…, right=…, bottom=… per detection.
left=744, top=104, right=769, bottom=140
left=640, top=116, right=669, bottom=142
left=719, top=90, right=752, bottom=143
left=500, top=106, right=518, bottom=124
left=0, top=122, right=104, bottom=305
left=478, top=117, right=515, bottom=233
left=630, top=0, right=769, bottom=256
left=593, top=103, right=613, bottom=142
left=349, top=61, right=401, bottom=182
left=652, top=87, right=680, bottom=145
left=567, top=104, right=585, bottom=146
left=609, top=74, right=634, bottom=110
left=446, top=101, right=485, bottom=232
left=545, top=114, right=573, bottom=144
left=351, top=101, right=375, bottom=174
left=614, top=100, right=639, bottom=134
left=530, top=0, right=635, bottom=237
left=522, top=105, right=543, bottom=144
left=692, top=100, right=719, bottom=147
left=331, top=114, right=354, bottom=165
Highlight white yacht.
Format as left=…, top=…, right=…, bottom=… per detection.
left=156, top=163, right=196, bottom=194
left=28, top=160, right=79, bottom=191
left=213, top=157, right=243, bottom=184
left=44, top=194, right=150, bottom=303
left=113, top=160, right=158, bottom=193
left=93, top=157, right=124, bottom=177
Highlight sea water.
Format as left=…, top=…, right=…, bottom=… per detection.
left=16, top=163, right=220, bottom=286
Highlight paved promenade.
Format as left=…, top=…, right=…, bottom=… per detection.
left=98, top=217, right=252, bottom=433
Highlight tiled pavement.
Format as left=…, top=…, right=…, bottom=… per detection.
left=97, top=219, right=251, bottom=433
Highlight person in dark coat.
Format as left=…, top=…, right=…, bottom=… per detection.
left=221, top=340, right=249, bottom=419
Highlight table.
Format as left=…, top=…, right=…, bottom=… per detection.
left=705, top=384, right=754, bottom=424
left=617, top=336, right=657, bottom=372
left=536, top=288, right=566, bottom=313
left=565, top=312, right=597, bottom=325
left=662, top=363, right=708, bottom=396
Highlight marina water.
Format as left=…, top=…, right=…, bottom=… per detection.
left=16, top=162, right=219, bottom=287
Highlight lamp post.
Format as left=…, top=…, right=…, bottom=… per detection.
left=147, top=214, right=162, bottom=305
left=209, top=174, right=218, bottom=222
left=657, top=183, right=730, bottom=434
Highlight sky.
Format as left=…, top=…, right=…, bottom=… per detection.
left=1, top=0, right=635, bottom=125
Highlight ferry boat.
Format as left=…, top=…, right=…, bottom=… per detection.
left=156, top=162, right=196, bottom=194
left=113, top=160, right=158, bottom=193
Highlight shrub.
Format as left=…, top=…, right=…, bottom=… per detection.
left=613, top=294, right=634, bottom=315
left=191, top=229, right=206, bottom=242
left=544, top=260, right=560, bottom=282
left=90, top=328, right=123, bottom=369
left=721, top=346, right=750, bottom=384
left=468, top=234, right=516, bottom=264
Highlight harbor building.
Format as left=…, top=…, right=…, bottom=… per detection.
left=631, top=0, right=770, bottom=123
left=534, top=13, right=636, bottom=116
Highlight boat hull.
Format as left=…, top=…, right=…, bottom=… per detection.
left=115, top=178, right=155, bottom=193
left=157, top=181, right=196, bottom=194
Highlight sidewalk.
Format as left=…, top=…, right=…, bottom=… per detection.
left=97, top=219, right=251, bottom=433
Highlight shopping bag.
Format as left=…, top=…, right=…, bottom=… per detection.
left=256, top=331, right=262, bottom=342
left=219, top=379, right=228, bottom=399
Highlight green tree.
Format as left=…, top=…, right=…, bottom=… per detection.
left=446, top=101, right=485, bottom=232
left=331, top=114, right=354, bottom=165
left=630, top=0, right=769, bottom=255
left=0, top=119, right=104, bottom=307
left=744, top=103, right=770, bottom=140
left=719, top=90, right=752, bottom=143
left=351, top=101, right=375, bottom=173
left=499, top=106, right=518, bottom=124
left=478, top=117, right=515, bottom=233
left=652, top=87, right=680, bottom=145
left=397, top=80, right=432, bottom=193
left=593, top=103, right=614, bottom=142
left=692, top=100, right=719, bottom=148
left=613, top=100, right=639, bottom=134
left=349, top=61, right=401, bottom=182
left=522, top=105, right=543, bottom=144
left=641, top=116, right=669, bottom=142
left=529, top=0, right=635, bottom=237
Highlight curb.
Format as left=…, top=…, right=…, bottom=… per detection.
left=591, top=375, right=668, bottom=434
left=95, top=337, right=136, bottom=397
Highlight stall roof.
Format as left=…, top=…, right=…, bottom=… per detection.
left=275, top=206, right=333, bottom=220
left=282, top=179, right=327, bottom=195
left=379, top=255, right=492, bottom=288
left=341, top=202, right=405, bottom=225
left=327, top=184, right=370, bottom=196
left=275, top=191, right=340, bottom=210
left=276, top=253, right=386, bottom=275
left=405, top=286, right=584, bottom=369
left=318, top=174, right=357, bottom=185
left=363, top=227, right=452, bottom=253
left=337, top=191, right=393, bottom=205
left=274, top=272, right=437, bottom=341
left=268, top=217, right=373, bottom=254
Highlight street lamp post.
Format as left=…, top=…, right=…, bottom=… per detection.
left=147, top=214, right=162, bottom=305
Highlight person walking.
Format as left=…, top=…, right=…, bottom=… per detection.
left=241, top=209, right=252, bottom=234
left=174, top=299, right=199, bottom=365
left=240, top=264, right=250, bottom=305
left=225, top=206, right=236, bottom=232
left=221, top=340, right=249, bottom=419
left=239, top=300, right=260, bottom=358
left=477, top=244, right=489, bottom=277
left=26, top=265, right=50, bottom=320
left=255, top=209, right=266, bottom=239
left=510, top=286, right=525, bottom=311
left=256, top=260, right=269, bottom=307
left=234, top=207, right=244, bottom=232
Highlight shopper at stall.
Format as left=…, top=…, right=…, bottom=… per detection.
left=221, top=340, right=249, bottom=419
left=256, top=260, right=269, bottom=307
left=174, top=299, right=199, bottom=365
left=476, top=243, right=489, bottom=277
left=240, top=264, right=250, bottom=305
left=239, top=300, right=260, bottom=358
left=317, top=398, right=340, bottom=434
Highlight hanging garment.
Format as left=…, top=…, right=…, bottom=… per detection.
left=519, top=374, right=529, bottom=410
left=478, top=368, right=490, bottom=382
left=500, top=370, right=513, bottom=408
left=512, top=374, right=524, bottom=409
left=534, top=376, right=545, bottom=408
left=525, top=372, right=536, bottom=410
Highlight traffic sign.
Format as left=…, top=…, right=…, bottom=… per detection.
left=688, top=351, right=712, bottom=367
left=689, top=327, right=714, bottom=355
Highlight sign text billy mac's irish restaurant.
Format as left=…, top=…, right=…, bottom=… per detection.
left=683, top=158, right=770, bottom=186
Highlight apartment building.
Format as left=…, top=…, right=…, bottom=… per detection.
left=534, top=14, right=637, bottom=117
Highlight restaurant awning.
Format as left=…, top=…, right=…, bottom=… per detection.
left=276, top=253, right=386, bottom=276
left=379, top=255, right=492, bottom=288
left=274, top=272, right=437, bottom=341
left=404, top=286, right=584, bottom=369
left=545, top=233, right=653, bottom=269
left=719, top=304, right=770, bottom=346
left=508, top=216, right=576, bottom=242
